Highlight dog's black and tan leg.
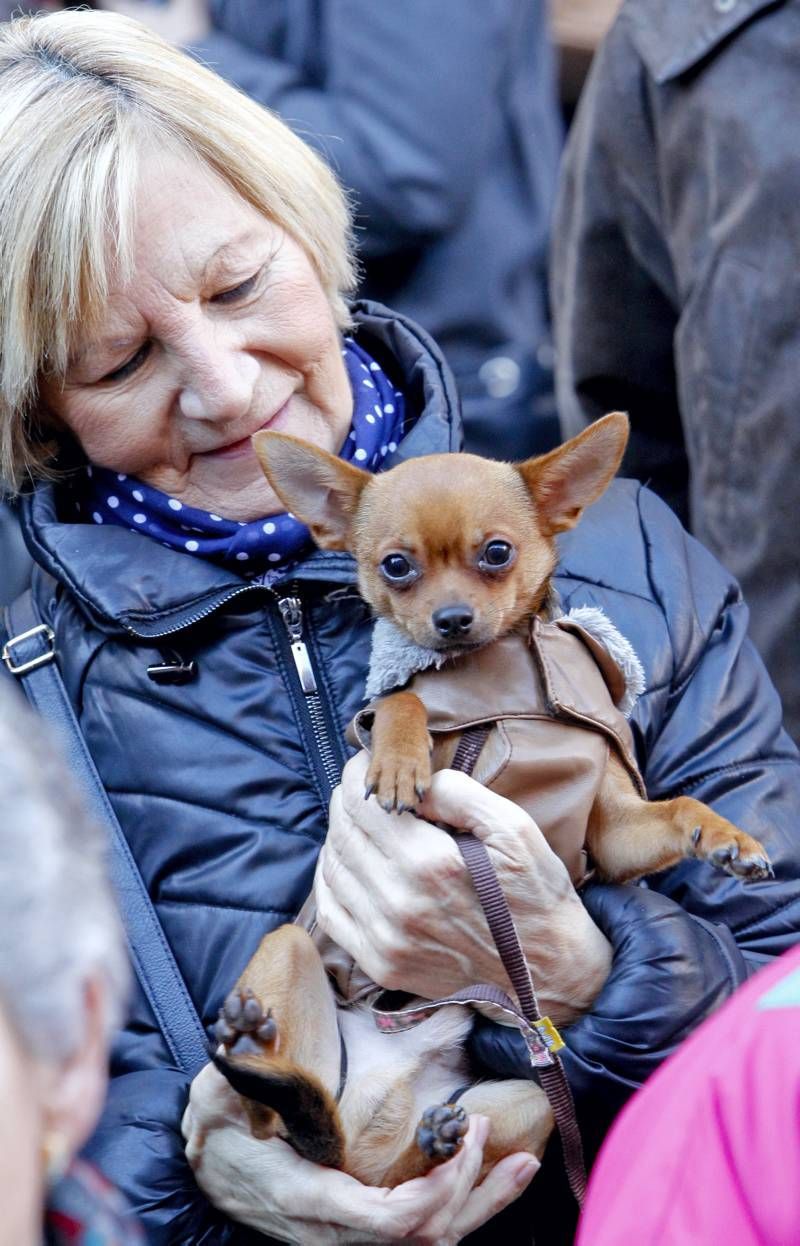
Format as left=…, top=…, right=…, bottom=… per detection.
left=212, top=924, right=346, bottom=1167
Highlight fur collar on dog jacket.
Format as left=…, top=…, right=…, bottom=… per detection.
left=364, top=605, right=646, bottom=716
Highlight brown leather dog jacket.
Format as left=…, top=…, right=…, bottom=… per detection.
left=298, top=609, right=646, bottom=1005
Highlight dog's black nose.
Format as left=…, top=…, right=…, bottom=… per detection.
left=432, top=604, right=474, bottom=639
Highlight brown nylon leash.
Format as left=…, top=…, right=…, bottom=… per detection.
left=448, top=724, right=588, bottom=1206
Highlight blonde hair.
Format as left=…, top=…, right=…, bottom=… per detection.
left=0, top=9, right=357, bottom=490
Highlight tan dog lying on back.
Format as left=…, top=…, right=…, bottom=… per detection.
left=204, top=414, right=771, bottom=1189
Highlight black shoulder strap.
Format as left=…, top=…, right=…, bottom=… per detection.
left=2, top=588, right=209, bottom=1078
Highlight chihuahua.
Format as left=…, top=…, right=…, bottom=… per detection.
left=204, top=414, right=771, bottom=1189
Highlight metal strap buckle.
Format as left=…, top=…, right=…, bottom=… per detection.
left=2, top=623, right=56, bottom=675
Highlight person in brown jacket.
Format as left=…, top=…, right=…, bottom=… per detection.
left=553, top=0, right=800, bottom=742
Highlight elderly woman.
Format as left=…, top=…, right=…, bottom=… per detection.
left=0, top=682, right=141, bottom=1245
left=0, top=11, right=798, bottom=1246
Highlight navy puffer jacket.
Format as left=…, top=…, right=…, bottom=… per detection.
left=9, top=305, right=800, bottom=1244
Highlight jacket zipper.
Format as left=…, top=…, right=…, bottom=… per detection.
left=121, top=580, right=345, bottom=797
left=276, top=591, right=343, bottom=795
left=122, top=585, right=260, bottom=640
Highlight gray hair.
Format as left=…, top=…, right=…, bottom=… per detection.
left=0, top=680, right=129, bottom=1059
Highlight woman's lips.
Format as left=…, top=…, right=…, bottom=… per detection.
left=201, top=400, right=291, bottom=460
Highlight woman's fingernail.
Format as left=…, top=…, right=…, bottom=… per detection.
left=473, top=1116, right=490, bottom=1146
left=512, top=1156, right=540, bottom=1188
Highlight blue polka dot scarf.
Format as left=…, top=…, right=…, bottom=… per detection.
left=71, top=338, right=404, bottom=577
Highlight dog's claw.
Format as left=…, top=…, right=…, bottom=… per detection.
left=364, top=783, right=376, bottom=801
left=689, top=816, right=773, bottom=884
left=737, top=854, right=774, bottom=882
left=368, top=747, right=432, bottom=818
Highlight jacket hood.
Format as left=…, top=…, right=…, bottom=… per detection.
left=19, top=302, right=462, bottom=638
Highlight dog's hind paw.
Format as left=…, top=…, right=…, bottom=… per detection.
left=416, top=1102, right=469, bottom=1162
left=215, top=987, right=280, bottom=1057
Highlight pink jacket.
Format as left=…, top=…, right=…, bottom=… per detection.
left=577, top=943, right=800, bottom=1246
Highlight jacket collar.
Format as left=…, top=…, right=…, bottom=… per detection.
left=626, top=0, right=782, bottom=84
left=20, top=301, right=462, bottom=638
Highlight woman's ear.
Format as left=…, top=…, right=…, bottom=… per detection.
left=37, top=976, right=110, bottom=1170
left=252, top=431, right=370, bottom=550
left=517, top=412, right=629, bottom=536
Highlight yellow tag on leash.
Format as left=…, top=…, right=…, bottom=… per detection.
left=535, top=1016, right=565, bottom=1053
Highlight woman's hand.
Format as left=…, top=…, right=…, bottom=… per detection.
left=182, top=1063, right=538, bottom=1244
left=94, top=0, right=210, bottom=45
left=316, top=753, right=611, bottom=1024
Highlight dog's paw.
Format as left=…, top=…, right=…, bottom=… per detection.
left=214, top=987, right=280, bottom=1057
left=365, top=750, right=432, bottom=814
left=690, top=823, right=773, bottom=882
left=416, top=1102, right=469, bottom=1162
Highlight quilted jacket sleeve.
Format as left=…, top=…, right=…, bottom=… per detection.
left=633, top=487, right=800, bottom=960
left=471, top=485, right=800, bottom=1131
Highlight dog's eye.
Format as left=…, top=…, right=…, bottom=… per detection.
left=379, top=553, right=417, bottom=584
left=479, top=540, right=515, bottom=570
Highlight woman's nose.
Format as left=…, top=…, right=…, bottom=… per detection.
left=177, top=328, right=260, bottom=422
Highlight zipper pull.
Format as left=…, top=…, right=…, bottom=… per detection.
left=277, top=596, right=318, bottom=694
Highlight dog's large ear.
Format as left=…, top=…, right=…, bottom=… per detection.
left=252, top=431, right=370, bottom=551
left=517, top=412, right=629, bottom=536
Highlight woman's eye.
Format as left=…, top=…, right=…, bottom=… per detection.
left=100, top=342, right=151, bottom=384
left=479, top=540, right=514, bottom=570
left=211, top=271, right=260, bottom=305
left=380, top=553, right=417, bottom=583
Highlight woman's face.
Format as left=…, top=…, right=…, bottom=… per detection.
left=41, top=147, right=353, bottom=522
